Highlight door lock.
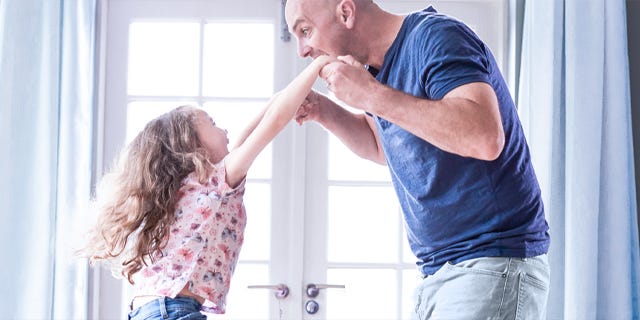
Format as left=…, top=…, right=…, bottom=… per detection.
left=305, top=299, right=319, bottom=314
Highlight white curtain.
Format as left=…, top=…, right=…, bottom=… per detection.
left=0, top=0, right=97, bottom=318
left=518, top=0, right=640, bottom=318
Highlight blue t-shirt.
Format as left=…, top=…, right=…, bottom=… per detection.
left=373, top=7, right=550, bottom=275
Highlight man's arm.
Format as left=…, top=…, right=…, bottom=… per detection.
left=296, top=90, right=386, bottom=164
left=372, top=81, right=505, bottom=160
left=320, top=56, right=505, bottom=160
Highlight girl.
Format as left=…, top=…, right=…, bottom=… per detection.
left=80, top=55, right=332, bottom=319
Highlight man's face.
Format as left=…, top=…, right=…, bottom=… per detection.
left=285, top=0, right=351, bottom=59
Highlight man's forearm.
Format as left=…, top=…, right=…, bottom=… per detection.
left=317, top=97, right=386, bottom=165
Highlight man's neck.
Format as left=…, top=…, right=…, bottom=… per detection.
left=362, top=11, right=405, bottom=69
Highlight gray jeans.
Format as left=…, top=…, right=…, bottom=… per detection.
left=413, top=255, right=550, bottom=320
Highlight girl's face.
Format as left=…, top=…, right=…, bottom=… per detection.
left=194, top=109, right=229, bottom=163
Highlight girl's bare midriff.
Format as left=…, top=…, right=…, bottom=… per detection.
left=131, top=283, right=205, bottom=310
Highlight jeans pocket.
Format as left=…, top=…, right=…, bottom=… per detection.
left=515, top=273, right=550, bottom=320
left=166, top=304, right=206, bottom=320
left=413, top=259, right=510, bottom=319
left=444, top=257, right=509, bottom=278
left=522, top=272, right=547, bottom=291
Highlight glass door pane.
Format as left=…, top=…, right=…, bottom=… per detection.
left=128, top=22, right=200, bottom=96
left=203, top=23, right=274, bottom=98
left=321, top=158, right=411, bottom=320
left=326, top=269, right=398, bottom=320
left=328, top=134, right=390, bottom=181
left=327, top=186, right=399, bottom=263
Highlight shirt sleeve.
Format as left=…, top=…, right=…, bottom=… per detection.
left=416, top=16, right=492, bottom=99
left=210, top=160, right=246, bottom=198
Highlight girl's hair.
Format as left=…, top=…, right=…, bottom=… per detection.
left=82, top=105, right=214, bottom=283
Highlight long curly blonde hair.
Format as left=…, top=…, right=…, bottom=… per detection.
left=82, top=105, right=214, bottom=284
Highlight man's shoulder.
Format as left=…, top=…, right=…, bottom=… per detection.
left=403, top=9, right=477, bottom=52
left=408, top=8, right=464, bottom=32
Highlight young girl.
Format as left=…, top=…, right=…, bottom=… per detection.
left=80, top=55, right=332, bottom=319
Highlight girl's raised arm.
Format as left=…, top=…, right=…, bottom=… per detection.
left=230, top=93, right=277, bottom=150
left=224, top=56, right=333, bottom=187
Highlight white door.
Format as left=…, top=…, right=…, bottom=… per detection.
left=98, top=1, right=508, bottom=319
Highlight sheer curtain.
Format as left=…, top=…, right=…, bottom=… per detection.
left=0, top=0, right=97, bottom=318
left=517, top=0, right=640, bottom=318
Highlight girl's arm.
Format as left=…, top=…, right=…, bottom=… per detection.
left=224, top=56, right=333, bottom=187
left=230, top=93, right=280, bottom=150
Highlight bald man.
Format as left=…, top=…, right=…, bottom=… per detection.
left=286, top=0, right=551, bottom=319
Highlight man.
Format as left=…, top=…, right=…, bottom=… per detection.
left=285, top=0, right=551, bottom=319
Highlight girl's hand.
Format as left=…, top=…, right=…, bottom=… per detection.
left=294, top=55, right=335, bottom=125
left=311, top=54, right=335, bottom=69
left=295, top=90, right=325, bottom=125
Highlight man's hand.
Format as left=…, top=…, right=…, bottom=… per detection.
left=319, top=55, right=380, bottom=113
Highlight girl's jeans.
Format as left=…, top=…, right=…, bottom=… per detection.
left=128, top=296, right=206, bottom=320
left=413, top=255, right=550, bottom=320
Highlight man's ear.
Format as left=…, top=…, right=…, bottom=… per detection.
left=337, top=0, right=356, bottom=29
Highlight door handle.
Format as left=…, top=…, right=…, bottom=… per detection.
left=247, top=283, right=290, bottom=299
left=305, top=283, right=345, bottom=298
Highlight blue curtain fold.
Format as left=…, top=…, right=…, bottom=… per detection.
left=518, top=0, right=640, bottom=318
left=0, top=0, right=97, bottom=318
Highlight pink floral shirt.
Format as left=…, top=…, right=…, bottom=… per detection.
left=133, top=162, right=246, bottom=314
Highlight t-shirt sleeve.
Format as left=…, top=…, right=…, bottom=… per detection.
left=210, top=161, right=246, bottom=198
left=416, top=17, right=492, bottom=99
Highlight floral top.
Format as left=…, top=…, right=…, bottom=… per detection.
left=132, top=161, right=247, bottom=314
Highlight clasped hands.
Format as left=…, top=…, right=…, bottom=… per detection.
left=295, top=55, right=377, bottom=124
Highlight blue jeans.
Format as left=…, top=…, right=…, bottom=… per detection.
left=128, top=296, right=206, bottom=320
left=413, top=255, right=550, bottom=320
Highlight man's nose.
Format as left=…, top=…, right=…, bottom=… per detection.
left=297, top=40, right=312, bottom=58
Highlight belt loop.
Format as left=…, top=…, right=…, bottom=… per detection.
left=159, top=296, right=169, bottom=319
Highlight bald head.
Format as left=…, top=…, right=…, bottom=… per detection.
left=285, top=0, right=374, bottom=28
left=285, top=0, right=397, bottom=66
left=286, top=0, right=358, bottom=9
